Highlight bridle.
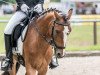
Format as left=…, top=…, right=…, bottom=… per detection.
left=34, top=15, right=70, bottom=50
left=50, top=18, right=70, bottom=49
left=22, top=8, right=71, bottom=65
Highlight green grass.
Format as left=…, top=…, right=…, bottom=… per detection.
left=0, top=15, right=12, bottom=53
left=66, top=25, right=100, bottom=51
left=0, top=23, right=6, bottom=54
left=0, top=15, right=12, bottom=20
left=0, top=15, right=100, bottom=53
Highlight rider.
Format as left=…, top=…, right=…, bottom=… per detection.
left=1, top=0, right=58, bottom=71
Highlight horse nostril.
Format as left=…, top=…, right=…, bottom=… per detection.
left=57, top=53, right=61, bottom=58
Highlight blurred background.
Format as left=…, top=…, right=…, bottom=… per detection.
left=0, top=0, right=100, bottom=53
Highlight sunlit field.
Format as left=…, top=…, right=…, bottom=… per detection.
left=0, top=15, right=100, bottom=53
left=67, top=25, right=100, bottom=51
left=0, top=15, right=12, bottom=53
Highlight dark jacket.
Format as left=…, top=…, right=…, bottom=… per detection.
left=16, top=0, right=44, bottom=10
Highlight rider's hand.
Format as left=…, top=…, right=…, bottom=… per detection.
left=21, top=4, right=29, bottom=13
left=34, top=4, right=43, bottom=13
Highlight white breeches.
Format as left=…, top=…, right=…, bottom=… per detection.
left=4, top=11, right=27, bottom=34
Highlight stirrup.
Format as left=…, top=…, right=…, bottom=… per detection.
left=49, top=61, right=59, bottom=69
left=1, top=58, right=12, bottom=71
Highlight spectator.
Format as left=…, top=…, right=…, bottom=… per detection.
left=91, top=5, right=97, bottom=14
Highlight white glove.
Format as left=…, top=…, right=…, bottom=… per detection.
left=21, top=4, right=29, bottom=13
left=34, top=4, right=43, bottom=13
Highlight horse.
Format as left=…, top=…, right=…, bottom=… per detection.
left=2, top=8, right=73, bottom=75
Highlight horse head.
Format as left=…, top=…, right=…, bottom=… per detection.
left=52, top=9, right=73, bottom=57
left=36, top=8, right=73, bottom=50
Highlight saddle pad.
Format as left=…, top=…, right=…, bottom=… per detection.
left=12, top=26, right=28, bottom=55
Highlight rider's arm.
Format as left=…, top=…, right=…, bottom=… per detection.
left=16, top=0, right=24, bottom=6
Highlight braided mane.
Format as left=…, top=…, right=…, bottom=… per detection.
left=32, top=8, right=62, bottom=20
left=40, top=8, right=61, bottom=16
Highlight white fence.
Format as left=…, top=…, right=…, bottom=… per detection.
left=0, top=19, right=100, bottom=45
left=0, top=20, right=8, bottom=23
left=0, top=19, right=100, bottom=23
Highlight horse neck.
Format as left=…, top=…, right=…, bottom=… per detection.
left=37, top=12, right=55, bottom=35
left=29, top=13, right=55, bottom=52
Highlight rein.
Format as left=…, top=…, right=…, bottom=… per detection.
left=34, top=19, right=69, bottom=65
left=32, top=10, right=70, bottom=65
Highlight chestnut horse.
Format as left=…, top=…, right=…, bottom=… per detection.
left=2, top=8, right=73, bottom=75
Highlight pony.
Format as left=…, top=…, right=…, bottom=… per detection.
left=2, top=8, right=73, bottom=75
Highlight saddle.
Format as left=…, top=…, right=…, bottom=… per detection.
left=11, top=11, right=39, bottom=47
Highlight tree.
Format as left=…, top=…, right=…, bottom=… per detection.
left=0, top=0, right=15, bottom=5
left=9, top=0, right=15, bottom=3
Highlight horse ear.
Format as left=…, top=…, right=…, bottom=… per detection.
left=67, top=8, right=73, bottom=20
left=54, top=11, right=61, bottom=20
